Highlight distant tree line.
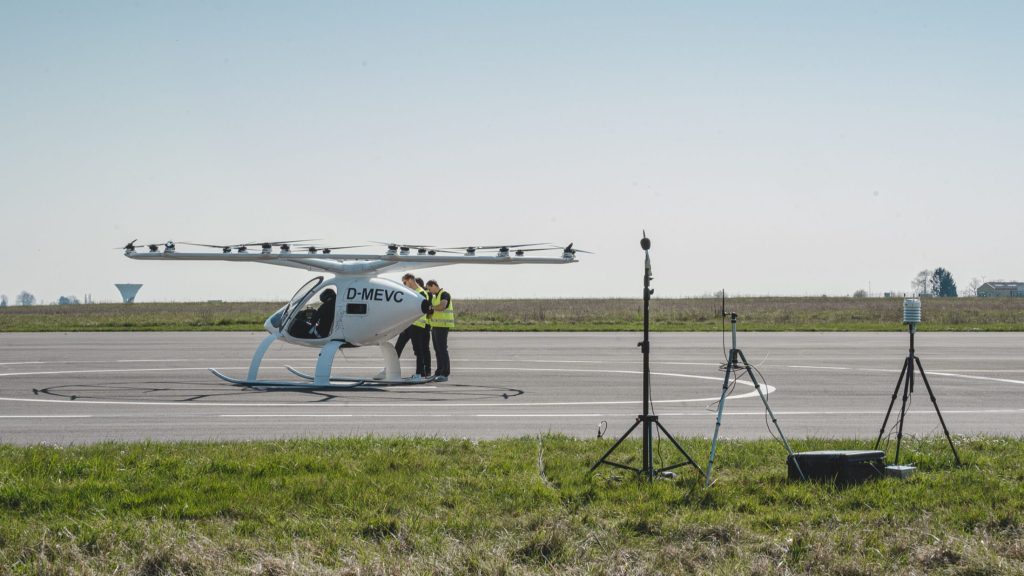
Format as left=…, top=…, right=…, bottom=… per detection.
left=0, top=292, right=85, bottom=306
left=912, top=268, right=958, bottom=297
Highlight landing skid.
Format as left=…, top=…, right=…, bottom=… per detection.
left=209, top=368, right=372, bottom=390
left=285, top=365, right=436, bottom=386
left=210, top=335, right=431, bottom=390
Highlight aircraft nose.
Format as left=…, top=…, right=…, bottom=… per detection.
left=264, top=305, right=286, bottom=333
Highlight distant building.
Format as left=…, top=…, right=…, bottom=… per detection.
left=115, top=283, right=143, bottom=303
left=977, top=282, right=1023, bottom=297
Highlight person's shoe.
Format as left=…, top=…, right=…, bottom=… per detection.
left=409, top=374, right=423, bottom=382
left=373, top=369, right=386, bottom=380
left=434, top=375, right=448, bottom=382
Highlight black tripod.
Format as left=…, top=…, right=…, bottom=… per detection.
left=874, top=324, right=961, bottom=466
left=705, top=311, right=803, bottom=486
left=590, top=234, right=703, bottom=480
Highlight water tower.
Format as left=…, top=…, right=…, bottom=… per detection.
left=115, top=283, right=143, bottom=303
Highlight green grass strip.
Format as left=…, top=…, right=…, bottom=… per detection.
left=1, top=435, right=1021, bottom=574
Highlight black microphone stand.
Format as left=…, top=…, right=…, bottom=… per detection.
left=590, top=233, right=703, bottom=480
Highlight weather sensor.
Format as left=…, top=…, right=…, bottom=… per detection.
left=874, top=298, right=961, bottom=476
left=903, top=297, right=922, bottom=325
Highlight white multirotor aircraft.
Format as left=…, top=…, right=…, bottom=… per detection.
left=124, top=239, right=585, bottom=388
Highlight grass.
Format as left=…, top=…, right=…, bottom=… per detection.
left=1, top=435, right=1022, bottom=575
left=0, top=301, right=275, bottom=332
left=3, top=297, right=1024, bottom=332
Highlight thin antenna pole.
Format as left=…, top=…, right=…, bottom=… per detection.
left=706, top=305, right=802, bottom=486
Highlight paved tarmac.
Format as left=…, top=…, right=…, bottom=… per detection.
left=1, top=331, right=1022, bottom=445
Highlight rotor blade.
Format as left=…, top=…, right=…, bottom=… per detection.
left=118, top=240, right=178, bottom=251
left=370, top=241, right=435, bottom=249
left=293, top=244, right=370, bottom=253
left=511, top=247, right=563, bottom=253
left=237, top=238, right=320, bottom=247
left=562, top=242, right=594, bottom=254
left=294, top=244, right=368, bottom=250
left=178, top=241, right=236, bottom=249
left=442, top=243, right=551, bottom=250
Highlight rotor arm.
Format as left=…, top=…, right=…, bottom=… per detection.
left=125, top=249, right=577, bottom=276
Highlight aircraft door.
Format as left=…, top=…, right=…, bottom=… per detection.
left=279, top=276, right=324, bottom=336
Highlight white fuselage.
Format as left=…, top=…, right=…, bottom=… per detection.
left=267, top=276, right=427, bottom=348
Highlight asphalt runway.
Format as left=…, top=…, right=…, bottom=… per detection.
left=1, top=332, right=1022, bottom=445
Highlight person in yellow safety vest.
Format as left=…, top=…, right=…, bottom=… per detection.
left=394, top=274, right=431, bottom=378
left=425, top=279, right=453, bottom=382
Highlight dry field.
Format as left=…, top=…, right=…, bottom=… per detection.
left=1, top=297, right=1023, bottom=332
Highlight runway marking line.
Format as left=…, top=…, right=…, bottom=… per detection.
left=0, top=362, right=773, bottom=408
left=787, top=364, right=1024, bottom=385
left=0, top=415, right=92, bottom=419
left=2, top=362, right=1022, bottom=414
left=208, top=408, right=1024, bottom=420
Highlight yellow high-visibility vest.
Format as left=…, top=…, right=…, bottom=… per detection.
left=412, top=286, right=428, bottom=328
left=429, top=289, right=455, bottom=329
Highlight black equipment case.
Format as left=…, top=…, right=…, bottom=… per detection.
left=788, top=450, right=885, bottom=485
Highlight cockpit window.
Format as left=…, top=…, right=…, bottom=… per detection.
left=280, top=276, right=323, bottom=323
left=286, top=285, right=339, bottom=339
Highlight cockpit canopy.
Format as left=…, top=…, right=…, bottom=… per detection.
left=267, top=276, right=428, bottom=347
left=268, top=276, right=340, bottom=340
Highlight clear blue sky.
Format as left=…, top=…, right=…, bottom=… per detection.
left=2, top=2, right=1021, bottom=302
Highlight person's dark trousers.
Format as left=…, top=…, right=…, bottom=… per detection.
left=431, top=327, right=450, bottom=377
left=409, top=325, right=431, bottom=376
left=395, top=326, right=413, bottom=357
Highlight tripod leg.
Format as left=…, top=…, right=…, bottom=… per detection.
left=893, top=356, right=914, bottom=466
left=875, top=357, right=910, bottom=450
left=589, top=418, right=643, bottom=473
left=914, top=357, right=962, bottom=466
left=654, top=420, right=704, bottom=476
left=738, top=351, right=804, bottom=480
left=706, top=351, right=735, bottom=487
